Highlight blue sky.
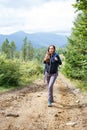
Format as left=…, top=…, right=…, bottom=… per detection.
left=0, top=0, right=76, bottom=34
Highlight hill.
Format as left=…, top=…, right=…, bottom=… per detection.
left=0, top=31, right=68, bottom=49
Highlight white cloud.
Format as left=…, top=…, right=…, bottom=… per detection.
left=0, top=0, right=76, bottom=34
left=0, top=0, right=48, bottom=9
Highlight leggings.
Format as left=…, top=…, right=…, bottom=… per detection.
left=45, top=72, right=58, bottom=101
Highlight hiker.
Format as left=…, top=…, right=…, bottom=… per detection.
left=43, top=45, right=62, bottom=107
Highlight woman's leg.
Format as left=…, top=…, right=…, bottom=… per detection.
left=48, top=73, right=58, bottom=102
left=45, top=72, right=50, bottom=84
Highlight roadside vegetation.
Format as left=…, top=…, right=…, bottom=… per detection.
left=0, top=0, right=87, bottom=93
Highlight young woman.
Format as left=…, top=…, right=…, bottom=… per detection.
left=44, top=45, right=62, bottom=107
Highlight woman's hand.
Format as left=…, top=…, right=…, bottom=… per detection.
left=55, top=57, right=58, bottom=61
left=44, top=52, right=50, bottom=62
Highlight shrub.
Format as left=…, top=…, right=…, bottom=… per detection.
left=20, top=60, right=43, bottom=84
left=0, top=55, right=20, bottom=86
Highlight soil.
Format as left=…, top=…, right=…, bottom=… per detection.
left=0, top=73, right=87, bottom=130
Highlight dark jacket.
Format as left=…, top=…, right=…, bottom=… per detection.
left=44, top=52, right=62, bottom=74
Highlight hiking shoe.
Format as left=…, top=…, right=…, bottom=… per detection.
left=51, top=100, right=54, bottom=103
left=48, top=100, right=52, bottom=107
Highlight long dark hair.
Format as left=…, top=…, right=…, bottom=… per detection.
left=48, top=45, right=56, bottom=52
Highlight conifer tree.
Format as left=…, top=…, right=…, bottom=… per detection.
left=21, top=37, right=34, bottom=61
left=64, top=1, right=87, bottom=82
left=10, top=41, right=16, bottom=59
left=21, top=37, right=27, bottom=61
left=1, top=38, right=10, bottom=58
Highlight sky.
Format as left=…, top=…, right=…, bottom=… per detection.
left=0, top=0, right=76, bottom=34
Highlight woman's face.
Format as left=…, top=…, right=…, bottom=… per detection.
left=48, top=46, right=55, bottom=55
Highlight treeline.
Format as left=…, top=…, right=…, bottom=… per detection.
left=0, top=37, right=47, bottom=86
left=0, top=37, right=64, bottom=87
left=0, top=37, right=45, bottom=62
left=64, top=0, right=87, bottom=87
left=0, top=36, right=64, bottom=62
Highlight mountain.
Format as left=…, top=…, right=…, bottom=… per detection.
left=0, top=31, right=68, bottom=49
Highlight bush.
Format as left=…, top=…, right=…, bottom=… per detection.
left=0, top=54, right=44, bottom=86
left=20, top=60, right=43, bottom=84
left=0, top=55, right=21, bottom=86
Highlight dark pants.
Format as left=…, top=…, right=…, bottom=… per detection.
left=45, top=72, right=58, bottom=102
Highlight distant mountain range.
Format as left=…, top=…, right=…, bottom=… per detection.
left=0, top=31, right=68, bottom=49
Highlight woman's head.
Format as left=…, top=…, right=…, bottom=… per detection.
left=48, top=45, right=56, bottom=55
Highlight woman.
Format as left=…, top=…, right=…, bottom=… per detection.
left=44, top=45, right=62, bottom=107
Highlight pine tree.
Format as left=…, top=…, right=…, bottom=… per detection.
left=1, top=39, right=16, bottom=59
left=73, top=0, right=87, bottom=12
left=64, top=1, right=87, bottom=82
left=21, top=37, right=34, bottom=61
left=1, top=38, right=10, bottom=58
left=21, top=37, right=27, bottom=61
left=10, top=41, right=16, bottom=59
left=26, top=41, right=34, bottom=60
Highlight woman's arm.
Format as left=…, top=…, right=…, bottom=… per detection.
left=57, top=55, right=62, bottom=65
left=43, top=52, right=50, bottom=63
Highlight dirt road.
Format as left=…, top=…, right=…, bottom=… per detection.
left=0, top=73, right=87, bottom=130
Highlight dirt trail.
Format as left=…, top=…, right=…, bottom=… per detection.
left=0, top=73, right=87, bottom=130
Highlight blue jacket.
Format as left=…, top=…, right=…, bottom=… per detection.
left=44, top=52, right=62, bottom=74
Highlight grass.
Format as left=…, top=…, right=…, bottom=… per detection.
left=67, top=76, right=87, bottom=93
left=65, top=75, right=87, bottom=93
left=0, top=85, right=17, bottom=93
left=0, top=74, right=43, bottom=93
left=60, top=67, right=87, bottom=93
left=74, top=80, right=87, bottom=93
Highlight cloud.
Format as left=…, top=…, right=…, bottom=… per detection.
left=0, top=0, right=76, bottom=34
left=0, top=0, right=50, bottom=9
left=24, top=1, right=75, bottom=32
left=0, top=0, right=75, bottom=9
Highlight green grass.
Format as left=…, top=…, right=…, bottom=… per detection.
left=75, top=80, right=87, bottom=93
left=0, top=85, right=17, bottom=93
left=61, top=65, right=87, bottom=93
left=61, top=67, right=87, bottom=94
left=70, top=79, right=87, bottom=93
left=0, top=73, right=43, bottom=93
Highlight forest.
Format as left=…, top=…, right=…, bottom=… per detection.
left=0, top=0, right=87, bottom=92
left=0, top=1, right=87, bottom=130
left=63, top=0, right=87, bottom=90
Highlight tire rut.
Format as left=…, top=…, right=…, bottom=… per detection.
left=0, top=74, right=87, bottom=130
